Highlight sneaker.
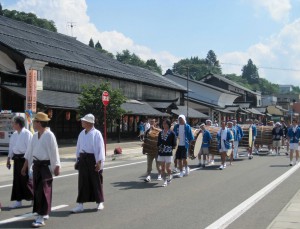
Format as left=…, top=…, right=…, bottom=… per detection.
left=167, top=175, right=173, bottom=183
left=97, top=202, right=104, bottom=211
left=210, top=160, right=215, bottom=165
left=144, top=175, right=151, bottom=182
left=285, top=152, right=289, bottom=156
left=71, top=204, right=84, bottom=213
left=10, top=201, right=22, bottom=209
left=32, top=215, right=45, bottom=228
left=157, top=174, right=162, bottom=181
left=290, top=162, right=293, bottom=166
left=198, top=163, right=202, bottom=167
left=248, top=155, right=253, bottom=159
left=162, top=180, right=168, bottom=187
left=223, top=164, right=227, bottom=169
left=185, top=167, right=190, bottom=176
left=43, top=215, right=49, bottom=220
left=172, top=168, right=178, bottom=173
left=179, top=171, right=184, bottom=178
left=219, top=165, right=224, bottom=170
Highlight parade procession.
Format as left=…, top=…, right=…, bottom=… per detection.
left=2, top=2, right=300, bottom=228
left=142, top=116, right=300, bottom=187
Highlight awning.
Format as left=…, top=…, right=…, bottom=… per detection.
left=147, top=101, right=178, bottom=109
left=267, top=106, right=283, bottom=116
left=121, top=100, right=169, bottom=117
left=246, top=108, right=263, bottom=115
left=171, top=106, right=209, bottom=119
left=2, top=85, right=79, bottom=109
left=214, top=108, right=234, bottom=114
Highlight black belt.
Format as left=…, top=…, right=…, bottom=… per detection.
left=12, top=154, right=25, bottom=160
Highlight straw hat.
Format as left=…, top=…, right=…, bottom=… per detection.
left=33, top=112, right=51, bottom=122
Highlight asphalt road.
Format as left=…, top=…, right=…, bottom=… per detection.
left=0, top=149, right=299, bottom=229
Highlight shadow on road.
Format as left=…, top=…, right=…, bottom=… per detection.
left=111, top=180, right=160, bottom=190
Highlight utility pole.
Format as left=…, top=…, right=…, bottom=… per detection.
left=186, top=67, right=189, bottom=121
left=67, top=22, right=76, bottom=37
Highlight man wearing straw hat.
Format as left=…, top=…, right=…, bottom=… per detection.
left=21, top=112, right=61, bottom=228
left=71, top=114, right=105, bottom=213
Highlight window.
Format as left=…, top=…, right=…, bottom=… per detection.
left=37, top=70, right=42, bottom=81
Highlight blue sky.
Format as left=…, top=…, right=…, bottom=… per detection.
left=2, top=0, right=300, bottom=85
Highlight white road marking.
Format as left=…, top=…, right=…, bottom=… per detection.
left=0, top=160, right=147, bottom=188
left=0, top=204, right=68, bottom=225
left=206, top=163, right=300, bottom=229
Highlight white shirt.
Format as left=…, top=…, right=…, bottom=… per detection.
left=293, top=125, right=298, bottom=133
left=76, top=127, right=105, bottom=168
left=8, top=128, right=32, bottom=159
left=25, top=128, right=61, bottom=173
left=218, top=127, right=228, bottom=151
left=144, top=122, right=150, bottom=133
left=179, top=125, right=185, bottom=146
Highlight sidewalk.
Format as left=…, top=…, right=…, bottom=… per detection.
left=267, top=189, right=300, bottom=229
left=58, top=140, right=144, bottom=159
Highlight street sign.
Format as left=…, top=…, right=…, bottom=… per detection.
left=102, top=91, right=110, bottom=106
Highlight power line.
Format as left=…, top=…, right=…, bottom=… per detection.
left=220, top=62, right=300, bottom=72
left=162, top=62, right=300, bottom=72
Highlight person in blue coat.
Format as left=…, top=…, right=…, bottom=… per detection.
left=217, top=121, right=234, bottom=170
left=287, top=119, right=300, bottom=166
left=232, top=119, right=244, bottom=159
left=173, top=114, right=194, bottom=177
left=197, top=123, right=212, bottom=168
left=227, top=121, right=236, bottom=165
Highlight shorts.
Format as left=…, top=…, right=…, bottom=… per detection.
left=198, top=147, right=209, bottom=155
left=157, top=155, right=173, bottom=163
left=139, top=131, right=144, bottom=135
left=273, top=141, right=281, bottom=148
left=290, top=143, right=300, bottom=151
left=175, top=146, right=187, bottom=160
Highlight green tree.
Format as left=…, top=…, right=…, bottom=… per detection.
left=2, top=8, right=56, bottom=32
left=145, top=59, right=162, bottom=74
left=241, top=59, right=259, bottom=83
left=78, top=82, right=127, bottom=130
left=172, top=50, right=222, bottom=80
left=88, top=38, right=95, bottom=48
left=205, top=50, right=222, bottom=74
left=0, top=3, right=3, bottom=16
left=95, top=41, right=102, bottom=50
left=292, top=86, right=300, bottom=94
left=116, top=49, right=162, bottom=74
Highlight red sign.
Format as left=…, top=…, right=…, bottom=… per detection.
left=26, top=69, right=37, bottom=112
left=102, top=91, right=110, bottom=106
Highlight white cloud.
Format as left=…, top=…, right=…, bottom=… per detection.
left=221, top=18, right=300, bottom=85
left=8, top=0, right=180, bottom=73
left=247, top=0, right=292, bottom=22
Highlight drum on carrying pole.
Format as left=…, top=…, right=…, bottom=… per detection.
left=187, top=128, right=203, bottom=159
left=142, top=127, right=161, bottom=156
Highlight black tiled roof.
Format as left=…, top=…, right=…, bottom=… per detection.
left=0, top=16, right=185, bottom=91
left=3, top=85, right=79, bottom=109
left=171, top=106, right=208, bottom=119
left=121, top=100, right=169, bottom=116
left=201, top=73, right=261, bottom=96
left=164, top=72, right=237, bottom=107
